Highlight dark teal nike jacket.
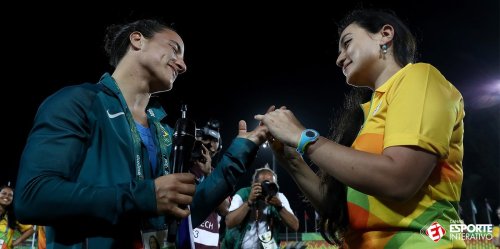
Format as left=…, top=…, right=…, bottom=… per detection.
left=15, top=73, right=258, bottom=249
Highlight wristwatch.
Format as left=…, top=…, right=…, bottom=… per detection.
left=296, top=129, right=319, bottom=155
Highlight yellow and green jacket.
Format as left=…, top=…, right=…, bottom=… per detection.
left=346, top=63, right=466, bottom=249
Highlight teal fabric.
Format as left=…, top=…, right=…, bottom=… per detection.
left=15, top=73, right=259, bottom=249
left=222, top=188, right=251, bottom=249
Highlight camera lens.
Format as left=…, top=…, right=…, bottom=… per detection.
left=261, top=180, right=278, bottom=198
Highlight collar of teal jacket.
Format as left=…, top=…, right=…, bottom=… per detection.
left=99, top=73, right=168, bottom=121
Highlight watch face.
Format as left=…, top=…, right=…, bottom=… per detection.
left=306, top=130, right=316, bottom=138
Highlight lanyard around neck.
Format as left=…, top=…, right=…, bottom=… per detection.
left=106, top=82, right=172, bottom=180
left=149, top=117, right=172, bottom=176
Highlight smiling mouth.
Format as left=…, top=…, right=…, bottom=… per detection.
left=342, top=62, right=352, bottom=75
left=168, top=65, right=178, bottom=78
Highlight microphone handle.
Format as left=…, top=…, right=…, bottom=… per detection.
left=166, top=221, right=178, bottom=243
left=166, top=117, right=196, bottom=244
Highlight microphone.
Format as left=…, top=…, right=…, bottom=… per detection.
left=171, top=104, right=196, bottom=174
left=167, top=104, right=196, bottom=244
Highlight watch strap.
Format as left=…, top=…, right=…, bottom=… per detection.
left=296, top=129, right=319, bottom=155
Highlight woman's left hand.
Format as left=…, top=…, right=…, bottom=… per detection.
left=255, top=107, right=305, bottom=147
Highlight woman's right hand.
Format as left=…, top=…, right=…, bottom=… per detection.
left=154, top=173, right=196, bottom=218
left=237, top=105, right=276, bottom=146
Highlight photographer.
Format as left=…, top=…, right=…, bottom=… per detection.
left=189, top=119, right=230, bottom=249
left=223, top=167, right=299, bottom=249
left=190, top=119, right=224, bottom=176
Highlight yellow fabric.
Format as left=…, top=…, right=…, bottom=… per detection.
left=347, top=63, right=466, bottom=248
left=0, top=214, right=33, bottom=249
left=493, top=226, right=499, bottom=237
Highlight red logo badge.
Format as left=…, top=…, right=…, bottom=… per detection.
left=425, top=221, right=446, bottom=242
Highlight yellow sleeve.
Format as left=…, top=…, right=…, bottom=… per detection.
left=16, top=221, right=33, bottom=233
left=384, top=63, right=462, bottom=157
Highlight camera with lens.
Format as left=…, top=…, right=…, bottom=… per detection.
left=260, top=180, right=279, bottom=199
left=190, top=119, right=222, bottom=163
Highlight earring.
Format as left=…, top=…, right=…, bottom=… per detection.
left=380, top=44, right=388, bottom=54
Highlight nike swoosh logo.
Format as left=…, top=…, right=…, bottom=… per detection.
left=107, top=110, right=125, bottom=119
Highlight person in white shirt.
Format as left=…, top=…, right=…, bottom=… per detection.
left=224, top=167, right=299, bottom=249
